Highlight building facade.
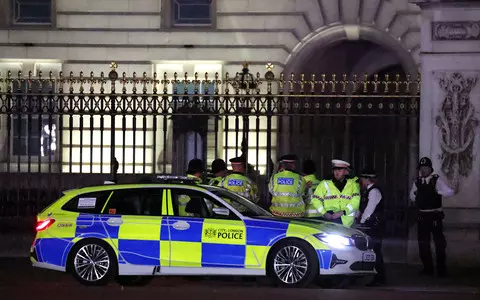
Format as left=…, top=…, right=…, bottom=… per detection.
left=0, top=0, right=422, bottom=173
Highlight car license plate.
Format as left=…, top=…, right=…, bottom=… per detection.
left=363, top=253, right=376, bottom=262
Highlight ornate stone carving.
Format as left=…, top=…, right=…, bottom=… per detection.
left=432, top=22, right=480, bottom=40
left=435, top=72, right=479, bottom=193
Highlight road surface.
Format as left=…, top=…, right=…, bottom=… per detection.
left=0, top=258, right=478, bottom=300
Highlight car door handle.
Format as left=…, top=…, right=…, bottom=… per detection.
left=106, top=218, right=123, bottom=226
left=172, top=221, right=190, bottom=231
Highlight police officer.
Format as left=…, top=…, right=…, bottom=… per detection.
left=302, top=159, right=322, bottom=218
left=219, top=156, right=258, bottom=204
left=409, top=157, right=454, bottom=277
left=358, top=167, right=385, bottom=286
left=178, top=159, right=205, bottom=216
left=268, top=154, right=306, bottom=217
left=186, top=158, right=204, bottom=183
left=313, top=159, right=360, bottom=227
left=209, top=159, right=229, bottom=185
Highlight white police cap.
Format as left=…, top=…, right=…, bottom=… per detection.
left=331, top=159, right=350, bottom=168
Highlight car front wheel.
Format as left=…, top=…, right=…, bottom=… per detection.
left=267, top=239, right=318, bottom=288
left=69, top=240, right=116, bottom=286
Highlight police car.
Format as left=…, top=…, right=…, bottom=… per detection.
left=30, top=176, right=376, bottom=288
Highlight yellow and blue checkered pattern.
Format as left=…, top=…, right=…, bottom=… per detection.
left=31, top=183, right=334, bottom=273
left=32, top=214, right=334, bottom=271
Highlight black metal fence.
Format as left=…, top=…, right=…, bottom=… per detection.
left=0, top=63, right=420, bottom=238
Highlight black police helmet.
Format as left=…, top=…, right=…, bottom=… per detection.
left=417, top=157, right=433, bottom=171
left=211, top=159, right=227, bottom=173
left=187, top=158, right=205, bottom=174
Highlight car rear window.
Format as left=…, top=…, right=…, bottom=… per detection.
left=102, top=188, right=164, bottom=216
left=61, top=191, right=112, bottom=214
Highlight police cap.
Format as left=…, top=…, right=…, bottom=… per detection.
left=359, top=167, right=377, bottom=179
left=332, top=159, right=350, bottom=169
left=211, top=159, right=227, bottom=173
left=229, top=156, right=246, bottom=165
left=187, top=158, right=205, bottom=173
left=279, top=154, right=298, bottom=163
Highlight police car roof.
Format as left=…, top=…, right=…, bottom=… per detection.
left=67, top=184, right=204, bottom=196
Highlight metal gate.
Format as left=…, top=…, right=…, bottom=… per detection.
left=0, top=63, right=419, bottom=239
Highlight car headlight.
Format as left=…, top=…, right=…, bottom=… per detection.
left=314, top=233, right=354, bottom=249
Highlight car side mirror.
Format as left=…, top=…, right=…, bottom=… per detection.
left=212, top=207, right=230, bottom=216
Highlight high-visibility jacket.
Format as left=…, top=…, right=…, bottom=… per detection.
left=218, top=172, right=258, bottom=212
left=312, top=178, right=360, bottom=227
left=178, top=174, right=203, bottom=216
left=187, top=174, right=203, bottom=183
left=268, top=169, right=306, bottom=217
left=219, top=172, right=258, bottom=203
left=303, top=174, right=322, bottom=218
left=208, top=176, right=223, bottom=186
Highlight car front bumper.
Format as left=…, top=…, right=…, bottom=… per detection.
left=319, top=247, right=377, bottom=276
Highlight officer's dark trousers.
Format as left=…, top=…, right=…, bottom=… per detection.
left=366, top=227, right=385, bottom=283
left=417, top=211, right=446, bottom=274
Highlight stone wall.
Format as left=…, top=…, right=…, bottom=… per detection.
left=409, top=0, right=480, bottom=266
left=0, top=0, right=421, bottom=67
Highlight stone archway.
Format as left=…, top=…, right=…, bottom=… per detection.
left=284, top=24, right=418, bottom=81
left=275, top=24, right=419, bottom=245
left=279, top=24, right=419, bottom=174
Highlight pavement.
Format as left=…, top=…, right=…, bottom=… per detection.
left=0, top=258, right=478, bottom=300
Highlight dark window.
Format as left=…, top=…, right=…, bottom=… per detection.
left=171, top=188, right=239, bottom=220
left=62, top=191, right=112, bottom=214
left=11, top=80, right=57, bottom=157
left=172, top=0, right=212, bottom=26
left=102, top=188, right=164, bottom=216
left=11, top=0, right=53, bottom=24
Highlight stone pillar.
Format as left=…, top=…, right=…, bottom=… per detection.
left=410, top=0, right=480, bottom=266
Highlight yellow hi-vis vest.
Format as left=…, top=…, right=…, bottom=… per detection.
left=303, top=174, right=322, bottom=217
left=268, top=170, right=306, bottom=217
left=178, top=174, right=203, bottom=217
left=312, top=178, right=360, bottom=227
left=209, top=176, right=223, bottom=186
left=218, top=172, right=258, bottom=211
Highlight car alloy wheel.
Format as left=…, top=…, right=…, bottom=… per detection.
left=273, top=245, right=308, bottom=284
left=74, top=243, right=110, bottom=282
left=268, top=239, right=318, bottom=288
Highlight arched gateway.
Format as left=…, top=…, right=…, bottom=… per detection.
left=275, top=24, right=420, bottom=241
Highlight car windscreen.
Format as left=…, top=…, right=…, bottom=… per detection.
left=207, top=187, right=273, bottom=217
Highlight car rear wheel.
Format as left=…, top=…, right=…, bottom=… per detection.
left=267, top=239, right=318, bottom=288
left=69, top=240, right=116, bottom=286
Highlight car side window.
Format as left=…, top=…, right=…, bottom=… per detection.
left=170, top=188, right=239, bottom=220
left=62, top=191, right=112, bottom=214
left=102, top=188, right=164, bottom=216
